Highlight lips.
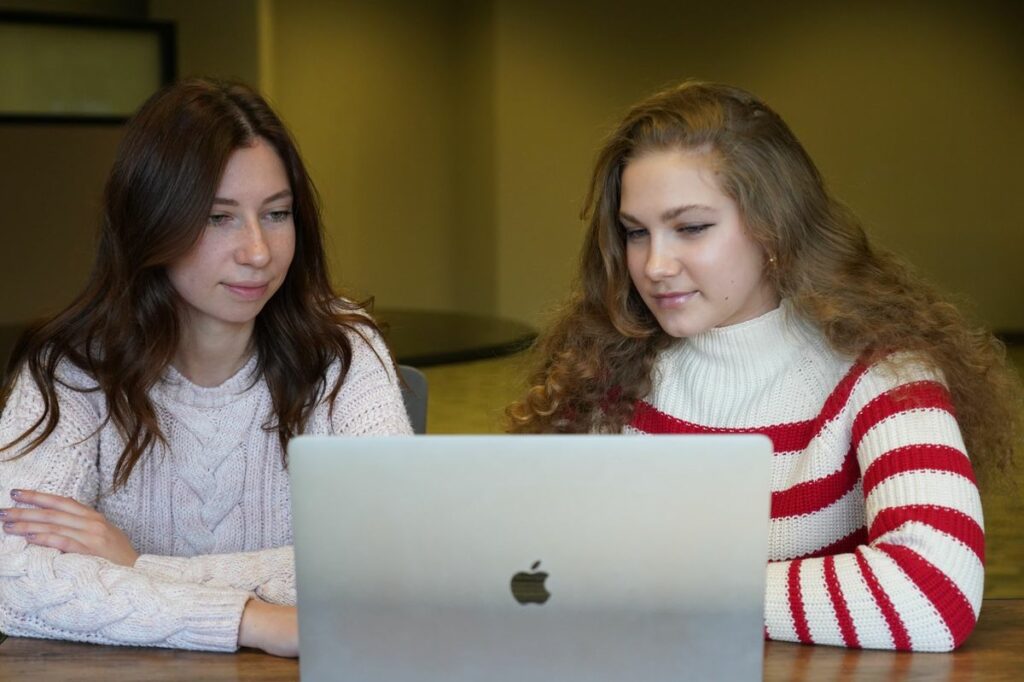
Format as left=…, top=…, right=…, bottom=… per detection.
left=223, top=281, right=270, bottom=300
left=650, top=291, right=698, bottom=308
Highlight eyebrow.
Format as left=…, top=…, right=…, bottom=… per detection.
left=619, top=203, right=716, bottom=226
left=211, top=189, right=293, bottom=207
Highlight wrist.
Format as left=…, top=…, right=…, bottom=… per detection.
left=238, top=598, right=264, bottom=650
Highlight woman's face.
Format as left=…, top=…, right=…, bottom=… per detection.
left=620, top=148, right=779, bottom=337
left=167, top=137, right=296, bottom=340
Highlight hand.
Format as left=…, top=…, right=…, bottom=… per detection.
left=1, top=489, right=139, bottom=567
left=238, top=598, right=299, bottom=657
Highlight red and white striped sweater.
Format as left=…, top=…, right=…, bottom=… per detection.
left=624, top=305, right=983, bottom=652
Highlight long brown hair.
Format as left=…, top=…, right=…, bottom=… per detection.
left=1, top=78, right=383, bottom=488
left=507, top=81, right=1021, bottom=481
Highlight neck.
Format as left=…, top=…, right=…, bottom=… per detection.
left=173, top=317, right=255, bottom=388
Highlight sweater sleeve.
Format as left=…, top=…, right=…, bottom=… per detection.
left=134, top=546, right=295, bottom=605
left=134, top=324, right=411, bottom=600
left=0, top=368, right=252, bottom=651
left=763, top=356, right=984, bottom=651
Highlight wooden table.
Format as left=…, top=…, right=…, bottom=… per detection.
left=1, top=599, right=1020, bottom=681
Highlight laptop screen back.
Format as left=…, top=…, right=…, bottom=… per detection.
left=289, top=434, right=772, bottom=681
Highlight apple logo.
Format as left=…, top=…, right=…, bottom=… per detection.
left=510, top=561, right=551, bottom=605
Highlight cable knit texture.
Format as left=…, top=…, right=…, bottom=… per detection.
left=626, top=304, right=984, bottom=652
left=0, top=325, right=412, bottom=650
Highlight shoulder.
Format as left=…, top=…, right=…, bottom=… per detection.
left=848, top=351, right=949, bottom=406
left=324, top=305, right=397, bottom=385
left=343, top=321, right=394, bottom=375
left=831, top=351, right=957, bottom=447
left=4, top=356, right=103, bottom=413
left=1, top=356, right=106, bottom=447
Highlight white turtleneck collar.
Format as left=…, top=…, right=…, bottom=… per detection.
left=647, top=301, right=849, bottom=427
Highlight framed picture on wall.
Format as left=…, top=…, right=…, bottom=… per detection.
left=0, top=11, right=175, bottom=124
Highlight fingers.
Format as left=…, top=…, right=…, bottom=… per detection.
left=3, top=516, right=102, bottom=546
left=10, top=489, right=94, bottom=516
left=3, top=489, right=140, bottom=567
left=0, top=506, right=98, bottom=531
left=14, top=529, right=91, bottom=555
left=3, top=518, right=123, bottom=560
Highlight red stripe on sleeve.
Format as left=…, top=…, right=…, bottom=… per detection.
left=771, top=446, right=860, bottom=518
left=869, top=505, right=984, bottom=563
left=850, top=381, right=954, bottom=452
left=787, top=560, right=813, bottom=644
left=824, top=556, right=860, bottom=648
left=862, top=444, right=975, bottom=496
left=854, top=548, right=911, bottom=650
left=876, top=543, right=976, bottom=649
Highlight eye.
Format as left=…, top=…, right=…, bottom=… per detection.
left=208, top=213, right=232, bottom=227
left=623, top=226, right=647, bottom=241
left=266, top=209, right=293, bottom=223
left=677, top=223, right=713, bottom=235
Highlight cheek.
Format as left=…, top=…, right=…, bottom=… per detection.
left=624, top=244, right=646, bottom=286
left=716, top=233, right=764, bottom=286
left=166, top=243, right=219, bottom=293
left=268, top=222, right=296, bottom=255
left=166, top=257, right=195, bottom=292
left=279, top=230, right=297, bottom=266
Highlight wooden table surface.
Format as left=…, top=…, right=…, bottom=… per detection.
left=2, top=599, right=1020, bottom=681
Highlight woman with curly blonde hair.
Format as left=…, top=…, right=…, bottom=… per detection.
left=508, top=81, right=1021, bottom=652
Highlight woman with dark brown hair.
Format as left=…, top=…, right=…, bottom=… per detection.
left=0, top=78, right=411, bottom=655
left=508, top=81, right=1021, bottom=651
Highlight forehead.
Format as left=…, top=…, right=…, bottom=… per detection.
left=619, top=149, right=726, bottom=212
left=216, top=138, right=289, bottom=192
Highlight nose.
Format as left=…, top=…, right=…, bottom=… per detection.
left=644, top=239, right=681, bottom=281
left=235, top=217, right=270, bottom=268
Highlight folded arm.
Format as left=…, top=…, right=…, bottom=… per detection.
left=763, top=359, right=984, bottom=652
left=0, top=370, right=253, bottom=650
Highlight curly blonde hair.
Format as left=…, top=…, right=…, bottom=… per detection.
left=507, top=81, right=1021, bottom=482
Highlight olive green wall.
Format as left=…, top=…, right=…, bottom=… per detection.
left=492, top=0, right=1024, bottom=328
left=0, top=0, right=143, bottom=16
left=149, top=0, right=261, bottom=86
left=0, top=124, right=122, bottom=324
left=1, top=0, right=1021, bottom=333
left=265, top=0, right=496, bottom=313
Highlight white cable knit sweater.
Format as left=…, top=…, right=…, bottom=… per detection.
left=626, top=304, right=984, bottom=652
left=0, top=325, right=412, bottom=651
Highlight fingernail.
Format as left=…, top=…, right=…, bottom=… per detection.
left=2, top=521, right=12, bottom=530
left=0, top=510, right=7, bottom=518
left=10, top=490, right=21, bottom=500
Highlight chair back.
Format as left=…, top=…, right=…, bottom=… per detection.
left=398, top=364, right=428, bottom=434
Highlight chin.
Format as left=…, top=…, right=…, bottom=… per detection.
left=656, top=318, right=708, bottom=339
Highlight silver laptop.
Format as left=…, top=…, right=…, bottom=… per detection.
left=289, top=434, right=772, bottom=681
